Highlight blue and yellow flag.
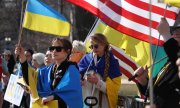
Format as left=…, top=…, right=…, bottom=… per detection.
left=37, top=64, right=83, bottom=108
left=23, top=0, right=70, bottom=36
left=86, top=21, right=168, bottom=78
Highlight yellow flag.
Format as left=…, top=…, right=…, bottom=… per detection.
left=94, top=22, right=152, bottom=67
left=164, top=0, right=180, bottom=7
left=85, top=21, right=168, bottom=77
left=165, top=0, right=180, bottom=2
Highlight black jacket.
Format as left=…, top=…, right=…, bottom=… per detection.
left=138, top=38, right=180, bottom=108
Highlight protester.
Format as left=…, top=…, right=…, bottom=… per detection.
left=44, top=50, right=54, bottom=66
left=27, top=52, right=45, bottom=108
left=78, top=33, right=122, bottom=108
left=17, top=51, right=52, bottom=108
left=69, top=40, right=86, bottom=63
left=0, top=54, right=9, bottom=77
left=175, top=25, right=180, bottom=79
left=24, top=49, right=34, bottom=66
left=3, top=50, right=15, bottom=74
left=2, top=50, right=15, bottom=91
left=14, top=49, right=34, bottom=108
left=1, top=50, right=15, bottom=108
left=32, top=53, right=45, bottom=69
left=134, top=18, right=180, bottom=108
left=176, top=57, right=180, bottom=79
left=15, top=38, right=83, bottom=108
left=0, top=54, right=9, bottom=108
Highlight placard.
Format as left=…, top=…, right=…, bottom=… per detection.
left=4, top=74, right=24, bottom=106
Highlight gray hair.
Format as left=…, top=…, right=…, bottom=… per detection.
left=72, top=40, right=86, bottom=54
left=32, top=53, right=45, bottom=65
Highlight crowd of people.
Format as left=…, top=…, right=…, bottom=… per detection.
left=0, top=17, right=179, bottom=108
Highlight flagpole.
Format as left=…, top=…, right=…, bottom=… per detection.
left=148, top=0, right=154, bottom=107
left=87, top=17, right=99, bottom=36
left=70, top=5, right=75, bottom=42
left=17, top=0, right=25, bottom=45
left=152, top=4, right=168, bottom=69
left=147, top=56, right=168, bottom=69
left=83, top=17, right=99, bottom=44
left=145, top=3, right=168, bottom=107
left=84, top=0, right=110, bottom=44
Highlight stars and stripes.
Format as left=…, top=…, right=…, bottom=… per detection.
left=67, top=0, right=179, bottom=45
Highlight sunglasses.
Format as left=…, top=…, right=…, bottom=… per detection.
left=89, top=44, right=99, bottom=49
left=48, top=46, right=64, bottom=52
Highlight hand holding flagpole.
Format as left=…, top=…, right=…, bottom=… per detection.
left=129, top=3, right=169, bottom=81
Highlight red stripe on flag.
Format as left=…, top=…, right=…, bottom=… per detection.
left=111, top=48, right=138, bottom=70
left=125, top=0, right=177, bottom=20
left=111, top=46, right=138, bottom=82
left=66, top=0, right=165, bottom=45
left=119, top=67, right=138, bottom=83
left=103, top=1, right=159, bottom=29
left=67, top=0, right=99, bottom=15
left=66, top=0, right=178, bottom=45
left=99, top=11, right=165, bottom=45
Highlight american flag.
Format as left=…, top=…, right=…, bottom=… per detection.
left=66, top=0, right=179, bottom=81
left=66, top=0, right=179, bottom=45
left=111, top=45, right=139, bottom=82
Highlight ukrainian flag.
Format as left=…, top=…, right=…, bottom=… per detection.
left=23, top=0, right=70, bottom=36
left=86, top=21, right=168, bottom=78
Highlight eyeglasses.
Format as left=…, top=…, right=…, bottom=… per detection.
left=89, top=44, right=99, bottom=49
left=48, top=46, right=64, bottom=52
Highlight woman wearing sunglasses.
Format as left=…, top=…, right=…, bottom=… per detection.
left=15, top=38, right=83, bottom=108
left=78, top=33, right=122, bottom=108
